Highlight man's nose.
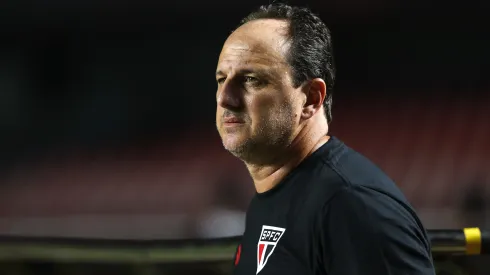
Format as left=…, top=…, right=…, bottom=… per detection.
left=217, top=81, right=242, bottom=111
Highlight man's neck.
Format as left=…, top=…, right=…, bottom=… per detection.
left=245, top=125, right=330, bottom=194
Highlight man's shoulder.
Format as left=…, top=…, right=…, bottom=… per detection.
left=326, top=184, right=418, bottom=225
left=294, top=136, right=420, bottom=229
left=285, top=136, right=416, bottom=220
left=313, top=136, right=408, bottom=204
left=316, top=138, right=426, bottom=239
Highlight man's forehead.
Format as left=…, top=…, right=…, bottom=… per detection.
left=218, top=20, right=290, bottom=71
left=219, top=43, right=281, bottom=66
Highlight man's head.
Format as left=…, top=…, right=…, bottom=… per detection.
left=215, top=3, right=335, bottom=164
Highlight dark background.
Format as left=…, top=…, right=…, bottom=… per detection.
left=0, top=0, right=489, bottom=241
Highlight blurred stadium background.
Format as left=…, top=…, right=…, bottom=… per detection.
left=0, top=0, right=489, bottom=274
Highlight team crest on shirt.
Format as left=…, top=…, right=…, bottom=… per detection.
left=256, top=225, right=286, bottom=274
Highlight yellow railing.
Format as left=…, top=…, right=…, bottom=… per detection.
left=0, top=228, right=487, bottom=262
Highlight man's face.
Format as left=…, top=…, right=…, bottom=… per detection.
left=215, top=19, right=303, bottom=163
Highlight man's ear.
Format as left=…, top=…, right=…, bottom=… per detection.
left=301, top=78, right=327, bottom=119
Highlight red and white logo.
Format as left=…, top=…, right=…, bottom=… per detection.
left=256, top=225, right=286, bottom=274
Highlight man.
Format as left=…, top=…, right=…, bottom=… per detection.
left=215, top=3, right=435, bottom=275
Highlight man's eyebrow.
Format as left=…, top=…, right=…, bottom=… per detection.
left=238, top=68, right=275, bottom=78
left=237, top=68, right=260, bottom=74
left=245, top=69, right=279, bottom=80
left=215, top=67, right=277, bottom=79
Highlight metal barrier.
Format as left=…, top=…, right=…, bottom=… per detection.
left=0, top=228, right=488, bottom=262
left=430, top=228, right=489, bottom=256
left=0, top=228, right=488, bottom=274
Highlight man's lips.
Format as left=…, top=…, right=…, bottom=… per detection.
left=223, top=116, right=245, bottom=124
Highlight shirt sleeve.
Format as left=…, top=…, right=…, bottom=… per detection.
left=320, top=185, right=436, bottom=275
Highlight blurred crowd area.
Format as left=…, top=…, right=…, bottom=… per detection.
left=0, top=0, right=490, bottom=242
left=0, top=97, right=489, bottom=240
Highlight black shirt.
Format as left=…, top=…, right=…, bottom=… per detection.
left=233, top=136, right=435, bottom=275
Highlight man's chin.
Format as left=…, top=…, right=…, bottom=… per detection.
left=222, top=140, right=248, bottom=157
left=223, top=142, right=243, bottom=154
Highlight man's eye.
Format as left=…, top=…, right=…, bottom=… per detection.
left=217, top=77, right=226, bottom=84
left=244, top=76, right=258, bottom=83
